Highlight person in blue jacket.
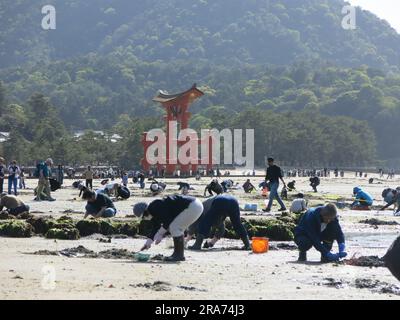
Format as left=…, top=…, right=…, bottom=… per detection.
left=351, top=186, right=373, bottom=209
left=188, top=194, right=251, bottom=251
left=294, top=203, right=347, bottom=263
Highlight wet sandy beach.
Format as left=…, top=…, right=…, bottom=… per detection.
left=1, top=172, right=400, bottom=300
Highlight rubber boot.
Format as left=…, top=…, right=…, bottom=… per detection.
left=320, top=255, right=330, bottom=263
left=203, top=237, right=219, bottom=249
left=164, top=236, right=185, bottom=262
left=188, top=234, right=205, bottom=250
left=298, top=251, right=307, bottom=262
left=203, top=241, right=213, bottom=249
left=241, top=235, right=251, bottom=250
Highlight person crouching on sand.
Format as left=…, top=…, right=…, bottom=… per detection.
left=242, top=179, right=256, bottom=193
left=0, top=193, right=30, bottom=216
left=290, top=193, right=308, bottom=214
left=133, top=195, right=203, bottom=262
left=294, top=203, right=347, bottom=263
left=380, top=187, right=400, bottom=216
left=351, top=187, right=373, bottom=210
left=82, top=190, right=117, bottom=219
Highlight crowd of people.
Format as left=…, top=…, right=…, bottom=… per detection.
left=1, top=154, right=400, bottom=265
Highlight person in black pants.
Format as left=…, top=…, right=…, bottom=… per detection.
left=204, top=179, right=223, bottom=197
left=310, top=176, right=320, bottom=192
left=84, top=166, right=93, bottom=190
left=189, top=194, right=251, bottom=251
left=177, top=182, right=192, bottom=195
left=186, top=196, right=227, bottom=249
left=287, top=180, right=296, bottom=191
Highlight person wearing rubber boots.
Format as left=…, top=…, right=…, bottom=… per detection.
left=294, top=203, right=347, bottom=263
left=188, top=194, right=251, bottom=251
left=133, top=195, right=203, bottom=262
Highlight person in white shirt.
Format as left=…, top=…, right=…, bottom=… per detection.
left=290, top=193, right=308, bottom=214
left=96, top=183, right=119, bottom=197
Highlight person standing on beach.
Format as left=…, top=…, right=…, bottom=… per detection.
left=83, top=166, right=93, bottom=189
left=7, top=160, right=20, bottom=195
left=122, top=172, right=129, bottom=187
left=19, top=167, right=26, bottom=189
left=0, top=157, right=5, bottom=194
left=56, top=164, right=64, bottom=186
left=35, top=158, right=56, bottom=201
left=263, top=157, right=287, bottom=212
left=138, top=171, right=145, bottom=189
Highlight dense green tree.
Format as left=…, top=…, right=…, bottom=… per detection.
left=0, top=80, right=6, bottom=116
left=1, top=1, right=400, bottom=166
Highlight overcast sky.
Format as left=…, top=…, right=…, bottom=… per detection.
left=347, top=0, right=400, bottom=32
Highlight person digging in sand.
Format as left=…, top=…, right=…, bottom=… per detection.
left=380, top=187, right=400, bottom=216
left=149, top=178, right=166, bottom=196
left=0, top=193, right=30, bottom=216
left=351, top=186, right=373, bottom=210
left=188, top=194, right=251, bottom=251
left=290, top=193, right=308, bottom=214
left=309, top=176, right=320, bottom=193
left=185, top=196, right=226, bottom=249
left=82, top=190, right=117, bottom=218
left=221, top=179, right=234, bottom=192
left=287, top=180, right=296, bottom=191
left=294, top=203, right=347, bottom=263
left=133, top=195, right=203, bottom=262
left=242, top=179, right=256, bottom=193
left=177, top=182, right=193, bottom=195
left=204, top=179, right=223, bottom=197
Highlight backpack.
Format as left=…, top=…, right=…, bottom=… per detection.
left=33, top=163, right=43, bottom=178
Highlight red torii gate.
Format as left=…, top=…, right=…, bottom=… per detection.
left=141, top=84, right=214, bottom=175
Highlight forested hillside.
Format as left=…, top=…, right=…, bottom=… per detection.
left=1, top=0, right=400, bottom=69
left=1, top=0, right=399, bottom=167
